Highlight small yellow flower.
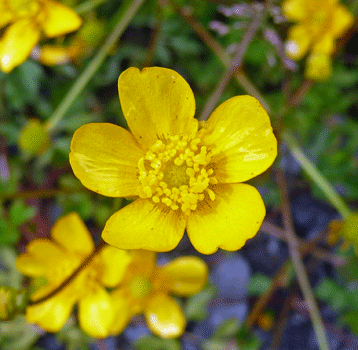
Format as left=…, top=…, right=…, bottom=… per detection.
left=0, top=0, right=82, bottom=73
left=36, top=18, right=106, bottom=66
left=282, top=0, right=353, bottom=80
left=15, top=212, right=131, bottom=338
left=70, top=67, right=277, bottom=254
left=108, top=250, right=208, bottom=338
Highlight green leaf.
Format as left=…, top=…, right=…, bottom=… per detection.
left=203, top=339, right=237, bottom=350
left=184, top=285, right=216, bottom=321
left=315, top=278, right=347, bottom=312
left=339, top=311, right=358, bottom=336
left=134, top=336, right=181, bottom=350
left=0, top=315, right=39, bottom=350
left=8, top=200, right=36, bottom=226
left=315, top=278, right=339, bottom=301
left=236, top=327, right=262, bottom=350
left=247, top=273, right=271, bottom=296
left=213, top=318, right=241, bottom=339
left=0, top=219, right=20, bottom=245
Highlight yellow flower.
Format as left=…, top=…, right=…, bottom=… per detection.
left=305, top=52, right=332, bottom=81
left=0, top=0, right=82, bottom=73
left=36, top=18, right=106, bottom=66
left=108, top=250, right=208, bottom=338
left=282, top=0, right=353, bottom=79
left=70, top=67, right=277, bottom=254
left=15, top=212, right=131, bottom=338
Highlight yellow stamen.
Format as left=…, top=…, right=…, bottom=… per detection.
left=137, top=135, right=217, bottom=214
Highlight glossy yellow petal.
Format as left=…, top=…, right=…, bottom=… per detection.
left=15, top=254, right=45, bottom=276
left=0, top=20, right=40, bottom=73
left=118, top=67, right=198, bottom=150
left=102, top=199, right=185, bottom=252
left=200, top=96, right=277, bottom=183
left=282, top=0, right=307, bottom=21
left=42, top=0, right=82, bottom=38
left=160, top=256, right=208, bottom=296
left=187, top=183, right=265, bottom=254
left=109, top=288, right=133, bottom=335
left=285, top=25, right=311, bottom=60
left=78, top=286, right=113, bottom=338
left=99, top=246, right=131, bottom=287
left=145, top=293, right=185, bottom=338
left=15, top=239, right=67, bottom=276
left=70, top=123, right=144, bottom=197
left=51, top=213, right=94, bottom=256
left=305, top=52, right=332, bottom=81
left=331, top=5, right=354, bottom=37
left=26, top=290, right=76, bottom=332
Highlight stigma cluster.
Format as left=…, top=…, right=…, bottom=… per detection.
left=137, top=135, right=218, bottom=214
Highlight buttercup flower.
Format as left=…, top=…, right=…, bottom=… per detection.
left=0, top=0, right=82, bottom=73
left=282, top=0, right=353, bottom=80
left=15, top=213, right=130, bottom=338
left=108, top=250, right=208, bottom=338
left=70, top=67, right=277, bottom=254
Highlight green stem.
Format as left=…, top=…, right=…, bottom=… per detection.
left=29, top=239, right=106, bottom=306
left=277, top=170, right=330, bottom=350
left=283, top=132, right=351, bottom=220
left=45, top=0, right=145, bottom=133
left=76, top=0, right=107, bottom=15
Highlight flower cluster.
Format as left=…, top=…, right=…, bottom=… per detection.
left=70, top=66, right=277, bottom=255
left=15, top=213, right=208, bottom=338
left=282, top=0, right=354, bottom=80
left=0, top=0, right=81, bottom=73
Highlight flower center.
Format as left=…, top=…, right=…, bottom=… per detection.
left=137, top=135, right=218, bottom=214
left=129, top=275, right=152, bottom=299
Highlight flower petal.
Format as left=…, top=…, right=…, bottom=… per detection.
left=0, top=20, right=40, bottom=73
left=160, top=256, right=208, bottom=296
left=187, top=183, right=265, bottom=254
left=201, top=95, right=277, bottom=183
left=109, top=288, right=133, bottom=335
left=15, top=239, right=67, bottom=277
left=26, top=289, right=76, bottom=332
left=99, top=246, right=131, bottom=287
left=305, top=53, right=332, bottom=81
left=285, top=24, right=311, bottom=60
left=102, top=199, right=185, bottom=252
left=78, top=286, right=114, bottom=338
left=145, top=293, right=186, bottom=338
left=312, top=34, right=335, bottom=55
left=282, top=0, right=307, bottom=21
left=70, top=123, right=144, bottom=197
left=0, top=6, right=12, bottom=29
left=331, top=5, right=354, bottom=37
left=118, top=67, right=198, bottom=150
left=51, top=213, right=94, bottom=256
left=42, top=0, right=82, bottom=38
